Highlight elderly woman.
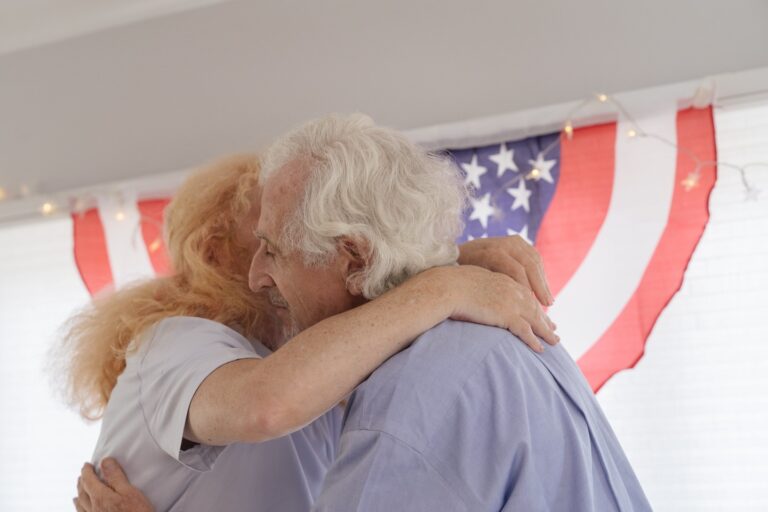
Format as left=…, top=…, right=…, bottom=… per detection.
left=68, top=154, right=556, bottom=512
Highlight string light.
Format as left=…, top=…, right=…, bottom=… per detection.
left=148, top=238, right=162, bottom=253
left=0, top=187, right=6, bottom=201
left=40, top=202, right=56, bottom=215
left=115, top=210, right=126, bottom=221
left=551, top=91, right=763, bottom=196
left=484, top=87, right=765, bottom=220
left=564, top=121, right=574, bottom=140
left=681, top=172, right=701, bottom=191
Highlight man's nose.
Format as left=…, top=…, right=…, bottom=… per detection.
left=248, top=253, right=274, bottom=293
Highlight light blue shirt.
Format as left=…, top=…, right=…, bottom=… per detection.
left=313, top=320, right=652, bottom=511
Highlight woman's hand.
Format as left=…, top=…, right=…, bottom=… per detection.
left=459, top=236, right=554, bottom=306
left=74, top=459, right=153, bottom=512
left=429, top=265, right=559, bottom=353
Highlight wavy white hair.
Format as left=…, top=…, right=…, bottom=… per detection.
left=261, top=113, right=468, bottom=299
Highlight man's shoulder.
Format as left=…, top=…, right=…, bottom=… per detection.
left=344, top=320, right=536, bottom=441
left=374, top=319, right=531, bottom=376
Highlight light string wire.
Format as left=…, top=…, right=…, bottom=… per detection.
left=485, top=92, right=766, bottom=215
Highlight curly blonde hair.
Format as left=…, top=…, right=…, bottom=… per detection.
left=56, top=154, right=271, bottom=420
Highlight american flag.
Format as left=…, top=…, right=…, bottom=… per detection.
left=447, top=106, right=716, bottom=391
left=450, top=133, right=560, bottom=244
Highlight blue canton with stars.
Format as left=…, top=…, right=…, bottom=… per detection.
left=444, top=132, right=561, bottom=245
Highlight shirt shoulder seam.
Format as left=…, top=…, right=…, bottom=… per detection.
left=346, top=427, right=476, bottom=511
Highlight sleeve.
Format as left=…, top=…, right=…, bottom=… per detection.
left=312, top=429, right=468, bottom=512
left=137, top=318, right=260, bottom=471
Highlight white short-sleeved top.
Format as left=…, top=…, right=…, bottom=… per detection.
left=91, top=316, right=343, bottom=512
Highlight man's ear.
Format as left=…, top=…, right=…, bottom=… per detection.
left=336, top=236, right=370, bottom=297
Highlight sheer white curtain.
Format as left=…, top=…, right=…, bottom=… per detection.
left=0, top=216, right=100, bottom=511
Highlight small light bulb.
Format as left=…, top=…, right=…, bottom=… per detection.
left=0, top=187, right=6, bottom=201
left=149, top=239, right=162, bottom=253
left=597, top=94, right=608, bottom=103
left=41, top=202, right=55, bottom=215
left=115, top=210, right=126, bottom=221
left=681, top=172, right=701, bottom=191
left=627, top=128, right=637, bottom=138
left=527, top=168, right=541, bottom=180
left=564, top=122, right=574, bottom=139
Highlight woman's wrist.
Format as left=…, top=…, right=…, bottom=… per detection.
left=408, top=265, right=463, bottom=320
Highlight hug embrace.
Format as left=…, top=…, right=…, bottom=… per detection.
left=63, top=114, right=651, bottom=511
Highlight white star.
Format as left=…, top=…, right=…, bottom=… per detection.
left=506, top=178, right=532, bottom=212
left=527, top=153, right=557, bottom=184
left=468, top=193, right=495, bottom=230
left=507, top=225, right=532, bottom=245
left=461, top=154, right=488, bottom=190
left=489, top=143, right=518, bottom=177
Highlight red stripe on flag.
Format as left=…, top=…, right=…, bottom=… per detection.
left=137, top=199, right=172, bottom=276
left=536, top=122, right=617, bottom=297
left=578, top=107, right=717, bottom=391
left=72, top=208, right=114, bottom=296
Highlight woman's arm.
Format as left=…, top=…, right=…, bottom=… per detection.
left=458, top=235, right=554, bottom=306
left=186, top=261, right=557, bottom=446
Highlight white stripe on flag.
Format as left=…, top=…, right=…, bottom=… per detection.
left=549, top=102, right=678, bottom=360
left=97, top=192, right=156, bottom=289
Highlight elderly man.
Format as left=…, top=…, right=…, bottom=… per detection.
left=249, top=114, right=652, bottom=511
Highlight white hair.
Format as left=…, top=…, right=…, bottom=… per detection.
left=261, top=113, right=468, bottom=299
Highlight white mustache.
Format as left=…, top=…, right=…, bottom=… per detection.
left=267, top=289, right=289, bottom=309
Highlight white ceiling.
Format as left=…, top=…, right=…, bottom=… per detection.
left=1, top=0, right=767, bottom=197
left=0, top=0, right=233, bottom=55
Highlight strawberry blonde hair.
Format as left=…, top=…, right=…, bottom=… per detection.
left=57, top=154, right=271, bottom=420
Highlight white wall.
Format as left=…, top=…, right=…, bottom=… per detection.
left=0, top=217, right=100, bottom=510
left=596, top=97, right=768, bottom=510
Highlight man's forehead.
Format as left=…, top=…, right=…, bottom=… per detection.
left=270, top=159, right=309, bottom=191
left=257, top=159, right=309, bottom=241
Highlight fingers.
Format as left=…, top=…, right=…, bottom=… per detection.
left=77, top=476, right=92, bottom=511
left=493, top=257, right=533, bottom=294
left=100, top=458, right=132, bottom=495
left=524, top=257, right=554, bottom=306
left=510, top=241, right=553, bottom=306
left=73, top=497, right=87, bottom=512
left=494, top=240, right=554, bottom=307
left=529, top=306, right=560, bottom=346
left=80, top=463, right=111, bottom=498
left=509, top=322, right=544, bottom=353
